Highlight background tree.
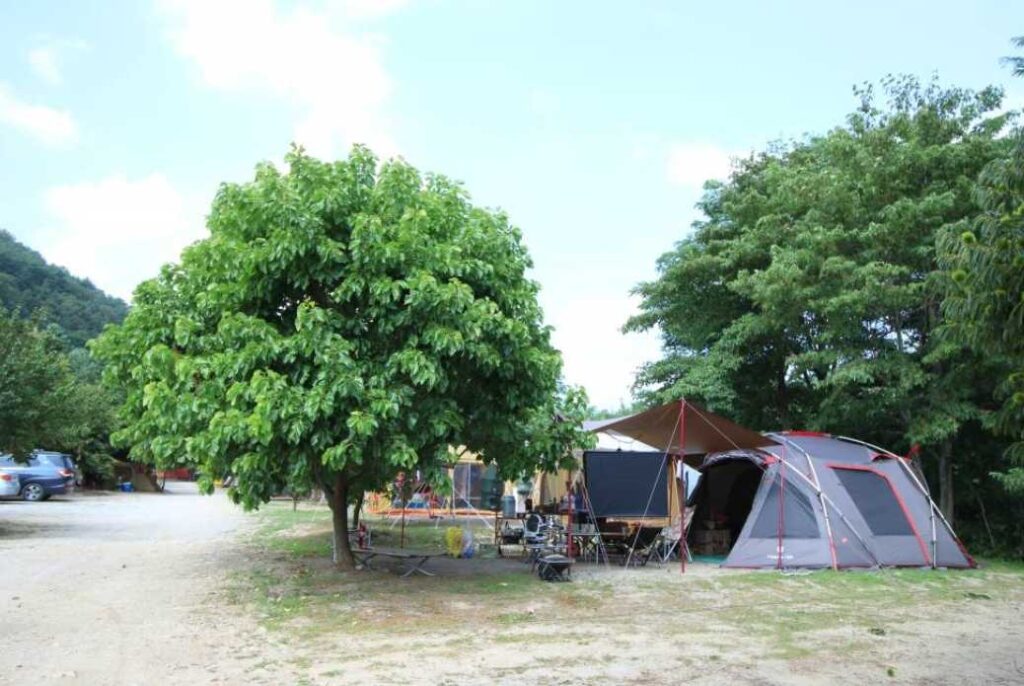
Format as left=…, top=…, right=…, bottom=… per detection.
left=941, top=129, right=1024, bottom=496
left=0, top=309, right=121, bottom=483
left=93, top=146, right=593, bottom=569
left=1001, top=36, right=1024, bottom=77
left=0, top=310, right=79, bottom=457
left=627, top=76, right=1012, bottom=524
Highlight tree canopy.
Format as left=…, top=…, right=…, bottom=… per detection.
left=93, top=146, right=592, bottom=568
left=627, top=76, right=1014, bottom=523
left=0, top=310, right=116, bottom=471
left=942, top=133, right=1024, bottom=496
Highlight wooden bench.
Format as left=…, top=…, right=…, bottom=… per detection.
left=351, top=548, right=444, bottom=578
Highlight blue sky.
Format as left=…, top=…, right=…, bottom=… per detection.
left=1, top=0, right=1022, bottom=408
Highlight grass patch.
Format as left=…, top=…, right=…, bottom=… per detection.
left=235, top=501, right=1024, bottom=674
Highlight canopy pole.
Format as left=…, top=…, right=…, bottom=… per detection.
left=678, top=399, right=687, bottom=575
left=566, top=472, right=575, bottom=560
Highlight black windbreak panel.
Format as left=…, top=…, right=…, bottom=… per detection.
left=584, top=451, right=668, bottom=517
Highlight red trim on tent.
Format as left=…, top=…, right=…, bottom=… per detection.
left=828, top=463, right=932, bottom=567
left=784, top=431, right=830, bottom=438
left=953, top=535, right=978, bottom=568
left=869, top=452, right=892, bottom=461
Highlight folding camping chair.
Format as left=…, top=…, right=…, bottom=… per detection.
left=621, top=526, right=664, bottom=567
left=522, top=513, right=551, bottom=567
left=654, top=508, right=694, bottom=564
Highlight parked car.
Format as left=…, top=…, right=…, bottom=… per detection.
left=32, top=451, right=81, bottom=486
left=0, top=455, right=75, bottom=501
left=0, top=469, right=19, bottom=498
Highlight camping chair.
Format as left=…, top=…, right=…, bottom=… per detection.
left=522, top=512, right=550, bottom=566
left=621, top=526, right=664, bottom=567
left=654, top=508, right=694, bottom=564
left=655, top=524, right=680, bottom=563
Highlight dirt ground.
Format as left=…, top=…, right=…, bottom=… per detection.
left=2, top=487, right=1024, bottom=685
left=0, top=482, right=269, bottom=685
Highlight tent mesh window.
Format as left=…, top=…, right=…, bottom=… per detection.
left=749, top=476, right=820, bottom=539
left=832, top=467, right=913, bottom=536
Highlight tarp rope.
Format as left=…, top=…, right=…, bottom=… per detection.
left=574, top=473, right=612, bottom=568
left=618, top=414, right=679, bottom=569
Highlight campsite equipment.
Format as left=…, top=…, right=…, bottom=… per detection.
left=584, top=451, right=669, bottom=518
left=587, top=399, right=975, bottom=571
left=501, top=494, right=517, bottom=518
left=461, top=528, right=475, bottom=558
left=690, top=433, right=975, bottom=569
left=445, top=527, right=464, bottom=557
left=536, top=554, right=573, bottom=581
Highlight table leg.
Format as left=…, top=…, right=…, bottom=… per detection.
left=400, top=557, right=436, bottom=578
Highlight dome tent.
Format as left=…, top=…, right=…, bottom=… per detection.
left=589, top=399, right=974, bottom=570
left=692, top=432, right=975, bottom=569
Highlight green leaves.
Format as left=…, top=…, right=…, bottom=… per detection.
left=631, top=75, right=1011, bottom=445
left=93, top=146, right=586, bottom=539
left=941, top=127, right=1024, bottom=491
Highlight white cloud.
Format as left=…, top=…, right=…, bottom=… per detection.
left=0, top=83, right=77, bottom=146
left=28, top=47, right=61, bottom=85
left=665, top=141, right=733, bottom=188
left=158, top=0, right=401, bottom=159
left=546, top=294, right=662, bottom=410
left=26, top=37, right=90, bottom=86
left=338, top=0, right=410, bottom=20
left=38, top=174, right=206, bottom=301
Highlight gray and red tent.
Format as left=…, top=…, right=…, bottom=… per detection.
left=591, top=400, right=975, bottom=570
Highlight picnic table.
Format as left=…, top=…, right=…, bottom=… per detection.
left=351, top=548, right=444, bottom=578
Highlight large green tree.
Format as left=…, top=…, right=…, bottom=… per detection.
left=93, top=147, right=591, bottom=568
left=942, top=134, right=1024, bottom=495
left=627, top=76, right=1012, bottom=522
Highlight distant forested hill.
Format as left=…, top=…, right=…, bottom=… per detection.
left=0, top=230, right=128, bottom=348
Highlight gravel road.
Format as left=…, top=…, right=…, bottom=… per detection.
left=0, top=482, right=275, bottom=685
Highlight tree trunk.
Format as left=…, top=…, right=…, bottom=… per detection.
left=938, top=440, right=954, bottom=525
left=352, top=491, right=365, bottom=529
left=327, top=473, right=355, bottom=570
left=776, top=359, right=790, bottom=429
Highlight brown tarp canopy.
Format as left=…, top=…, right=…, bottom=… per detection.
left=587, top=399, right=775, bottom=463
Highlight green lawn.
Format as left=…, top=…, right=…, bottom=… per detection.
left=228, top=500, right=1024, bottom=684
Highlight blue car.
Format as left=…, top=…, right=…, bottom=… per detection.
left=0, top=454, right=76, bottom=501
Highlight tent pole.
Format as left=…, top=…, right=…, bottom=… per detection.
left=676, top=456, right=687, bottom=570
left=835, top=435, right=952, bottom=569
left=566, top=471, right=574, bottom=560
left=768, top=434, right=882, bottom=567
left=777, top=454, right=785, bottom=570
left=801, top=445, right=839, bottom=570
left=678, top=399, right=687, bottom=575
